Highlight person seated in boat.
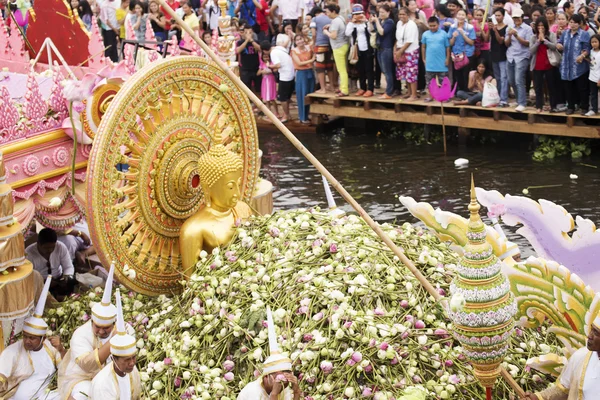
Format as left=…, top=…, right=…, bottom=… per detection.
left=0, top=277, right=65, bottom=400
left=237, top=307, right=300, bottom=400
left=179, top=132, right=253, bottom=278
left=57, top=222, right=97, bottom=272
left=522, top=311, right=600, bottom=400
left=25, top=227, right=75, bottom=298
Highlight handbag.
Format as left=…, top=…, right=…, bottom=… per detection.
left=547, top=48, right=562, bottom=67
left=349, top=42, right=359, bottom=64
left=452, top=52, right=469, bottom=70
left=394, top=50, right=407, bottom=64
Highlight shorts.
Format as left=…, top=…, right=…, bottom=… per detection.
left=425, top=71, right=449, bottom=88
left=314, top=45, right=334, bottom=72
left=240, top=70, right=262, bottom=92
left=277, top=80, right=295, bottom=102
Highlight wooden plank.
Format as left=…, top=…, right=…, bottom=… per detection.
left=308, top=103, right=600, bottom=139
left=493, top=110, right=500, bottom=121
left=394, top=103, right=402, bottom=113
left=364, top=102, right=372, bottom=111
left=426, top=106, right=433, bottom=116
left=333, top=99, right=341, bottom=108
left=528, top=114, right=535, bottom=125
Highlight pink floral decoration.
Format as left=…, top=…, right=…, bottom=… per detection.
left=428, top=77, right=457, bottom=103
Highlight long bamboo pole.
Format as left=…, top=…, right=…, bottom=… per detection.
left=156, top=0, right=442, bottom=304
left=155, top=3, right=525, bottom=396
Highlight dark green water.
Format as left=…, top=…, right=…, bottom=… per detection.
left=259, top=128, right=600, bottom=257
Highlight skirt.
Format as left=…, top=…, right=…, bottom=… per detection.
left=396, top=48, right=420, bottom=83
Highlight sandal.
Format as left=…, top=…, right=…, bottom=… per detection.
left=336, top=92, right=349, bottom=97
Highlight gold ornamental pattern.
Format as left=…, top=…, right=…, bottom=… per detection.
left=87, top=56, right=259, bottom=296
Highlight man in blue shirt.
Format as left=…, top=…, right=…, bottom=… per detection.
left=557, top=13, right=591, bottom=115
left=505, top=8, right=533, bottom=112
left=421, top=16, right=450, bottom=101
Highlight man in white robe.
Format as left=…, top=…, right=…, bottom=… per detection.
left=58, top=263, right=117, bottom=400
left=524, top=313, right=600, bottom=400
left=237, top=306, right=300, bottom=400
left=90, top=289, right=141, bottom=400
left=0, top=277, right=65, bottom=400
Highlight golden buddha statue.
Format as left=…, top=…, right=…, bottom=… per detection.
left=179, top=133, right=253, bottom=277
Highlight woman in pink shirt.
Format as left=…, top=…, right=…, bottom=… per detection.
left=472, top=8, right=490, bottom=62
left=416, top=0, right=434, bottom=19
left=550, top=11, right=567, bottom=36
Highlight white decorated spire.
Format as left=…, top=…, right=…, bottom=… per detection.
left=35, top=276, right=51, bottom=318
left=102, top=262, right=115, bottom=306
left=266, top=306, right=279, bottom=355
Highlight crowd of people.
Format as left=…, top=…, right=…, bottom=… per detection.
left=82, top=0, right=600, bottom=122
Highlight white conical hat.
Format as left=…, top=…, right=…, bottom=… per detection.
left=92, top=262, right=117, bottom=327
left=110, top=289, right=136, bottom=357
left=262, top=306, right=292, bottom=375
left=23, top=276, right=51, bottom=336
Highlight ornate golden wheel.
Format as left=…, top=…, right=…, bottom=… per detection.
left=87, top=56, right=259, bottom=295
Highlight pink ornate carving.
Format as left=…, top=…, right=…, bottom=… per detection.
left=7, top=20, right=28, bottom=62
left=126, top=17, right=135, bottom=41
left=22, top=155, right=40, bottom=176
left=145, top=17, right=157, bottom=49
left=12, top=171, right=86, bottom=201
left=22, top=70, right=48, bottom=130
left=11, top=164, right=20, bottom=174
left=0, top=15, right=11, bottom=61
left=42, top=156, right=50, bottom=166
left=87, top=17, right=108, bottom=69
left=53, top=146, right=70, bottom=167
left=168, top=36, right=180, bottom=57
left=49, top=65, right=68, bottom=115
left=81, top=144, right=92, bottom=158
left=0, top=86, right=21, bottom=142
left=147, top=49, right=160, bottom=63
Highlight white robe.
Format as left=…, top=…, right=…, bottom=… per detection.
left=57, top=320, right=110, bottom=400
left=90, top=362, right=141, bottom=400
left=536, top=347, right=600, bottom=400
left=237, top=378, right=295, bottom=400
left=0, top=339, right=61, bottom=400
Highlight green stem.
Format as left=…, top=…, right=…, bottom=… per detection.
left=69, top=102, right=78, bottom=195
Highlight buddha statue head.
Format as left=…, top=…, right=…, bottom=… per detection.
left=197, top=132, right=244, bottom=211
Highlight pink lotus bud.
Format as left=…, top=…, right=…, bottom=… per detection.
left=414, top=320, right=426, bottom=329
left=275, top=374, right=287, bottom=383
left=374, top=307, right=385, bottom=316
left=223, top=360, right=235, bottom=371
left=298, top=306, right=309, bottom=315
left=224, top=372, right=234, bottom=381
left=164, top=358, right=172, bottom=365
left=390, top=357, right=399, bottom=365
left=405, top=315, right=414, bottom=323
left=438, top=288, right=446, bottom=296
left=320, top=361, right=333, bottom=374
left=174, top=376, right=182, bottom=387
left=241, top=346, right=248, bottom=353
left=303, top=334, right=314, bottom=342
left=254, top=369, right=261, bottom=378
left=369, top=338, right=377, bottom=347
left=400, top=300, right=409, bottom=308
left=313, top=312, right=324, bottom=321
left=269, top=227, right=280, bottom=237
left=401, top=331, right=410, bottom=340
left=344, top=321, right=353, bottom=329
left=362, top=387, right=373, bottom=396
left=444, top=360, right=454, bottom=367
left=364, top=364, right=373, bottom=373
left=412, top=375, right=423, bottom=383
left=351, top=351, right=363, bottom=363
left=329, top=243, right=338, bottom=253
left=449, top=374, right=461, bottom=384
left=379, top=342, right=389, bottom=350
left=346, top=359, right=357, bottom=366
left=434, top=328, right=448, bottom=337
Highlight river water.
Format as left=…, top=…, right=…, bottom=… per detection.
left=259, top=128, right=600, bottom=257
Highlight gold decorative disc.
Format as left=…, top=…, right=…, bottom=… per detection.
left=87, top=56, right=259, bottom=295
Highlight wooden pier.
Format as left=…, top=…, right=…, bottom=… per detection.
left=306, top=92, right=600, bottom=139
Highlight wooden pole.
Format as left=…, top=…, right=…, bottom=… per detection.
left=441, top=103, right=447, bottom=154
left=155, top=3, right=525, bottom=396
left=156, top=0, right=442, bottom=303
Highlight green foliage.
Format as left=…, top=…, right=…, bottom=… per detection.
left=381, top=124, right=443, bottom=145
left=532, top=137, right=592, bottom=162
